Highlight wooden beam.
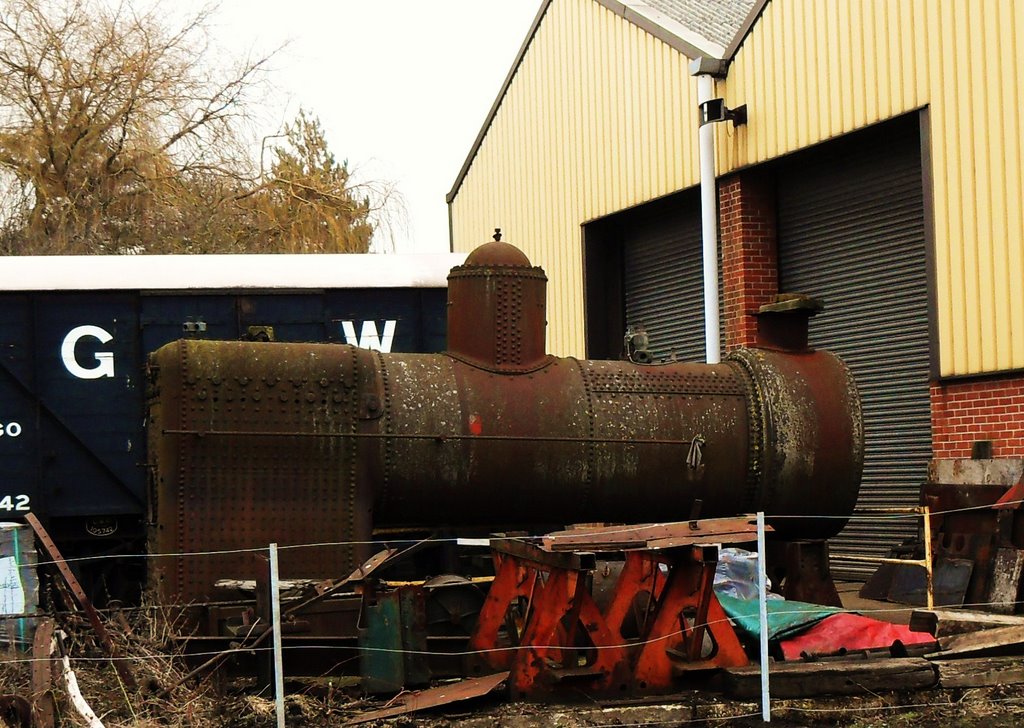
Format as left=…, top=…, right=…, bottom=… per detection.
left=934, top=656, right=1024, bottom=688
left=933, top=625, right=1024, bottom=659
left=725, top=658, right=937, bottom=698
left=910, top=609, right=1024, bottom=638
left=543, top=516, right=770, bottom=552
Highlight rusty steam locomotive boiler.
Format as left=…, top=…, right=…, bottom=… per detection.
left=147, top=240, right=863, bottom=603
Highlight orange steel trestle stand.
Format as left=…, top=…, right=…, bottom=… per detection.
left=465, top=539, right=748, bottom=698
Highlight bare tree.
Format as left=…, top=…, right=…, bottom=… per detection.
left=0, top=0, right=396, bottom=254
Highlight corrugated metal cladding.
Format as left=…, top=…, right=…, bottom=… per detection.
left=453, top=0, right=1024, bottom=376
left=724, top=0, right=1024, bottom=376
left=622, top=203, right=708, bottom=364
left=449, top=0, right=701, bottom=357
left=776, top=117, right=930, bottom=579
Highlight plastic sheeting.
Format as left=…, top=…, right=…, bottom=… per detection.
left=1, top=523, right=38, bottom=649
left=716, top=594, right=841, bottom=642
left=715, top=547, right=780, bottom=601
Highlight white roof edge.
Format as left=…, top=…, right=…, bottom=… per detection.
left=0, top=253, right=467, bottom=291
left=621, top=1, right=727, bottom=58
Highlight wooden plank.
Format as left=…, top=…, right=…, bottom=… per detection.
left=491, top=538, right=594, bottom=569
left=646, top=533, right=759, bottom=549
left=910, top=608, right=1024, bottom=638
left=543, top=516, right=770, bottom=552
left=933, top=625, right=1024, bottom=658
left=725, top=658, right=937, bottom=699
left=934, top=656, right=1024, bottom=688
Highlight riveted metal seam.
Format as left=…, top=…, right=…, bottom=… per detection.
left=725, top=350, right=766, bottom=513
left=374, top=349, right=394, bottom=512
left=176, top=339, right=188, bottom=600
left=346, top=345, right=359, bottom=570
left=444, top=352, right=557, bottom=375
left=572, top=357, right=597, bottom=512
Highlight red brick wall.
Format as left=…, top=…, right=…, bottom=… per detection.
left=719, top=171, right=1024, bottom=463
left=931, top=375, right=1024, bottom=458
left=719, top=172, right=778, bottom=351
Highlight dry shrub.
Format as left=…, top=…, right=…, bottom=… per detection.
left=10, top=600, right=367, bottom=727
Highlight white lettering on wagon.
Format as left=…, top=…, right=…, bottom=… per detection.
left=0, top=495, right=29, bottom=512
left=61, top=325, right=115, bottom=379
left=341, top=320, right=397, bottom=353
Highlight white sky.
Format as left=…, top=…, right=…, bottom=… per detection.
left=200, top=1, right=541, bottom=254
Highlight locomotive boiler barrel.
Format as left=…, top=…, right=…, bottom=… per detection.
left=373, top=347, right=860, bottom=540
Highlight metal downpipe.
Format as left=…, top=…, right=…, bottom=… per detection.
left=696, top=73, right=721, bottom=365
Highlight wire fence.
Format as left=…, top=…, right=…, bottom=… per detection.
left=24, top=497, right=1024, bottom=570
left=1, top=499, right=1023, bottom=724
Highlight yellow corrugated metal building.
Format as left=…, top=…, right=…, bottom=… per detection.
left=448, top=0, right=1024, bottom=571
left=450, top=0, right=1022, bottom=376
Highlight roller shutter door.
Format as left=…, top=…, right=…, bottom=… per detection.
left=776, top=117, right=931, bottom=578
left=623, top=203, right=715, bottom=364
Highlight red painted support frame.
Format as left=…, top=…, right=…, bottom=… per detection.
left=466, top=541, right=748, bottom=697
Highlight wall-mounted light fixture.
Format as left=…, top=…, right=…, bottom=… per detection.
left=698, top=98, right=747, bottom=127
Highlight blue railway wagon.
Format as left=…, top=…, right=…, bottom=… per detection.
left=0, top=252, right=462, bottom=590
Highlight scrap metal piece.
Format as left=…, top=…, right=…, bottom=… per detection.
left=0, top=695, right=31, bottom=728
left=987, top=547, right=1024, bottom=614
left=359, top=586, right=430, bottom=694
left=346, top=548, right=399, bottom=583
left=346, top=671, right=509, bottom=725
left=887, top=558, right=973, bottom=607
left=158, top=545, right=406, bottom=699
left=780, top=540, right=843, bottom=608
left=424, top=575, right=485, bottom=637
left=26, top=514, right=135, bottom=690
left=994, top=472, right=1024, bottom=510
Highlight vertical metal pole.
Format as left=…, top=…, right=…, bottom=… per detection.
left=696, top=73, right=721, bottom=365
left=757, top=512, right=771, bottom=722
left=269, top=543, right=285, bottom=728
left=922, top=506, right=934, bottom=610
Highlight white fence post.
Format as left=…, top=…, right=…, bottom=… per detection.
left=757, top=512, right=771, bottom=722
left=270, top=543, right=285, bottom=728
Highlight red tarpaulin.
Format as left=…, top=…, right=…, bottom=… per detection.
left=779, top=613, right=935, bottom=661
